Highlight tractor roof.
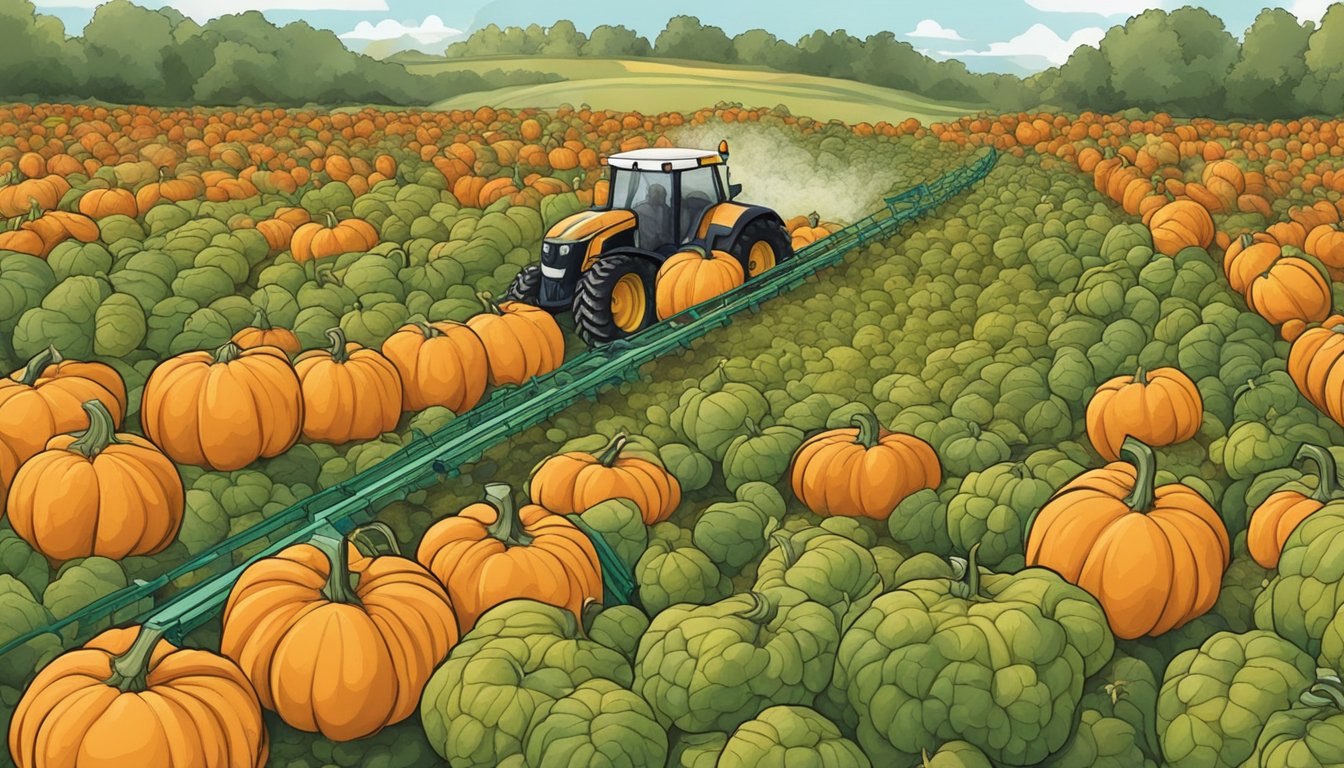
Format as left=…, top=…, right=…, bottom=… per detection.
left=605, top=147, right=723, bottom=171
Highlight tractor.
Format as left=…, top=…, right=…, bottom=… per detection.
left=504, top=141, right=793, bottom=345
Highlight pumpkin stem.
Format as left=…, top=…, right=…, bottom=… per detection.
left=1119, top=437, right=1158, bottom=513
left=476, top=290, right=502, bottom=315
left=213, top=341, right=243, bottom=364
left=27, top=198, right=41, bottom=220
left=483, top=483, right=534, bottom=547
left=103, top=624, right=167, bottom=693
left=1297, top=444, right=1340, bottom=503
left=851, top=412, right=880, bottom=449
left=414, top=320, right=442, bottom=339
left=250, top=307, right=273, bottom=330
left=324, top=327, right=351, bottom=363
left=322, top=210, right=337, bottom=228
left=596, top=433, right=628, bottom=467
left=18, top=346, right=61, bottom=386
left=743, top=417, right=761, bottom=438
left=1300, top=673, right=1344, bottom=710
left=807, top=211, right=820, bottom=227
left=348, top=521, right=401, bottom=557
left=1133, top=366, right=1148, bottom=385
left=1010, top=462, right=1029, bottom=480
left=578, top=597, right=603, bottom=638
left=68, top=400, right=120, bottom=459
left=736, top=591, right=778, bottom=625
left=315, top=532, right=362, bottom=605
left=770, top=531, right=799, bottom=566
left=949, top=543, right=983, bottom=601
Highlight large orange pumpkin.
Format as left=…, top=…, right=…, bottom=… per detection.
left=1247, top=444, right=1341, bottom=569
left=1148, top=199, right=1214, bottom=256
left=77, top=187, right=138, bottom=220
left=134, top=169, right=204, bottom=214
left=654, top=245, right=745, bottom=320
left=1290, top=316, right=1344, bottom=426
left=1025, top=437, right=1230, bottom=639
left=789, top=412, right=941, bottom=520
left=1085, top=366, right=1203, bottom=461
left=0, top=346, right=126, bottom=465
left=221, top=525, right=458, bottom=741
left=416, top=483, right=602, bottom=632
left=1306, top=223, right=1344, bottom=272
left=0, top=174, right=68, bottom=217
left=530, top=433, right=681, bottom=524
left=465, top=291, right=565, bottom=386
left=7, top=625, right=269, bottom=768
left=1245, top=254, right=1331, bottom=328
left=290, top=212, right=378, bottom=264
left=140, top=342, right=304, bottom=471
left=293, top=328, right=402, bottom=444
left=7, top=400, right=183, bottom=562
left=380, top=321, right=488, bottom=413
left=1221, top=233, right=1281, bottom=293
left=231, top=307, right=302, bottom=357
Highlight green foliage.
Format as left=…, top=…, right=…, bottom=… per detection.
left=717, top=706, right=870, bottom=768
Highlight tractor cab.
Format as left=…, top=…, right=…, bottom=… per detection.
left=599, top=145, right=738, bottom=253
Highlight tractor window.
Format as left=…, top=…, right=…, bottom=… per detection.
left=614, top=170, right=673, bottom=251
left=679, top=166, right=720, bottom=240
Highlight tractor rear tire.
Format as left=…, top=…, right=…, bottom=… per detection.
left=573, top=254, right=659, bottom=345
left=728, top=218, right=793, bottom=278
left=504, top=263, right=542, bottom=305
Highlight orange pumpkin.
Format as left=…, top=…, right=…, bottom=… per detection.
left=0, top=174, right=68, bottom=217
left=290, top=212, right=378, bottom=263
left=230, top=307, right=302, bottom=357
left=293, top=328, right=402, bottom=444
left=465, top=291, right=565, bottom=386
left=77, top=187, right=138, bottom=220
left=1148, top=199, right=1214, bottom=256
left=789, top=412, right=941, bottom=520
left=0, top=346, right=126, bottom=465
left=380, top=321, right=488, bottom=413
left=7, top=399, right=182, bottom=562
left=416, top=483, right=602, bottom=632
left=7, top=625, right=269, bottom=768
left=1085, top=366, right=1203, bottom=461
left=1025, top=437, right=1230, bottom=639
left=1245, top=254, right=1331, bottom=328
left=1247, top=444, right=1341, bottom=569
left=1288, top=316, right=1344, bottom=426
left=655, top=245, right=745, bottom=320
left=134, top=168, right=203, bottom=214
left=221, top=525, right=458, bottom=741
left=140, top=342, right=304, bottom=471
left=530, top=433, right=681, bottom=524
left=1222, top=233, right=1281, bottom=293
left=1306, top=223, right=1344, bottom=272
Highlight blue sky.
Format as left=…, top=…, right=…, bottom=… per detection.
left=30, top=0, right=1332, bottom=74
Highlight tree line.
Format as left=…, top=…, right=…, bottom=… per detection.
left=448, top=7, right=1343, bottom=119
left=0, top=0, right=554, bottom=105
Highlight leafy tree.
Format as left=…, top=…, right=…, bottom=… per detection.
left=1227, top=9, right=1312, bottom=118
left=654, top=16, right=734, bottom=63
left=732, top=29, right=797, bottom=71
left=1047, top=44, right=1117, bottom=112
left=0, top=0, right=83, bottom=100
left=582, top=24, right=651, bottom=57
left=1100, top=7, right=1237, bottom=116
left=793, top=29, right=864, bottom=79
left=539, top=20, right=586, bottom=56
left=1298, top=4, right=1344, bottom=115
left=81, top=0, right=176, bottom=102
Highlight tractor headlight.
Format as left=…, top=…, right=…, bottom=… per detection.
left=543, top=243, right=553, bottom=254
left=560, top=244, right=571, bottom=256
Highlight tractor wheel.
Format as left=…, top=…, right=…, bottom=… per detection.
left=727, top=218, right=793, bottom=278
left=573, top=254, right=658, bottom=345
left=504, top=263, right=542, bottom=305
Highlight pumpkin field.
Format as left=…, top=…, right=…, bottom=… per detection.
left=5, top=97, right=1344, bottom=768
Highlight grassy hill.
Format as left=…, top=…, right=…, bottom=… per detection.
left=396, top=54, right=985, bottom=125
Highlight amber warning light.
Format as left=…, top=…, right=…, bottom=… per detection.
left=718, top=140, right=729, bottom=159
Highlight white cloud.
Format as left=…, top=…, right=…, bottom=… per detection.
left=905, top=19, right=967, bottom=41
left=340, top=15, right=462, bottom=44
left=1025, top=0, right=1162, bottom=16
left=939, top=24, right=1104, bottom=66
left=35, top=0, right=388, bottom=20
left=1291, top=0, right=1333, bottom=22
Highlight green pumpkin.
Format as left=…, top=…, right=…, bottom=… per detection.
left=93, top=293, right=147, bottom=357
left=721, top=418, right=804, bottom=492
left=672, top=361, right=770, bottom=461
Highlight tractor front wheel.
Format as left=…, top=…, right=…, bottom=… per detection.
left=503, top=263, right=542, bottom=305
left=573, top=255, right=658, bottom=345
left=728, top=218, right=793, bottom=278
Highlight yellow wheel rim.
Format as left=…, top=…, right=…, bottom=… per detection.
left=748, top=241, right=776, bottom=276
left=611, top=273, right=646, bottom=332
